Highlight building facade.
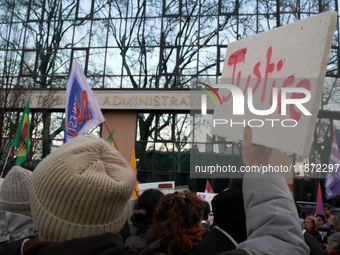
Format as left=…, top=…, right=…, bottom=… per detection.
left=1, top=0, right=340, bottom=196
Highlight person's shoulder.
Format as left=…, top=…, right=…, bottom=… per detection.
left=21, top=233, right=125, bottom=255
left=0, top=238, right=32, bottom=255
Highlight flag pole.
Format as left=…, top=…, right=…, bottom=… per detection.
left=104, top=122, right=119, bottom=151
left=0, top=145, right=12, bottom=178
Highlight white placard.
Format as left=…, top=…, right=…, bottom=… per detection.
left=211, top=11, right=337, bottom=157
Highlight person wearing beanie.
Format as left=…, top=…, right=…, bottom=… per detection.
left=21, top=134, right=136, bottom=255
left=0, top=166, right=38, bottom=246
left=0, top=166, right=32, bottom=216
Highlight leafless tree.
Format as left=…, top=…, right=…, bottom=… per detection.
left=0, top=53, right=54, bottom=169
left=106, top=0, right=241, bottom=170
left=0, top=0, right=109, bottom=161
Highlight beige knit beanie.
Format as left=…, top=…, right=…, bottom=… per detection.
left=0, top=166, right=32, bottom=215
left=30, top=135, right=136, bottom=242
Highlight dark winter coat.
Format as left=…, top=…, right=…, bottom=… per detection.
left=20, top=232, right=124, bottom=255
left=195, top=187, right=247, bottom=255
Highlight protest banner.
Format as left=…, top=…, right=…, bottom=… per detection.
left=211, top=11, right=337, bottom=156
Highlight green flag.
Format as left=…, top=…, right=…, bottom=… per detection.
left=12, top=102, right=30, bottom=166
left=107, top=130, right=115, bottom=148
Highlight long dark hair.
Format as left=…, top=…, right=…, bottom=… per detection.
left=146, top=191, right=204, bottom=255
left=131, top=189, right=164, bottom=233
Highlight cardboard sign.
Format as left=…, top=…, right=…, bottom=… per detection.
left=211, top=11, right=337, bottom=157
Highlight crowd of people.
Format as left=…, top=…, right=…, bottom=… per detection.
left=301, top=206, right=340, bottom=254
left=0, top=126, right=339, bottom=254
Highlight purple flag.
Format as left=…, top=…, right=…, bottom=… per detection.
left=325, top=131, right=340, bottom=199
left=64, top=60, right=105, bottom=143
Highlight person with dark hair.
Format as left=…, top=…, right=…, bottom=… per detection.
left=316, top=214, right=329, bottom=243
left=316, top=214, right=326, bottom=227
left=325, top=203, right=335, bottom=226
left=146, top=191, right=205, bottom=255
left=125, top=189, right=164, bottom=255
left=132, top=189, right=164, bottom=233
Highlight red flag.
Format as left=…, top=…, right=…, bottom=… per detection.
left=316, top=182, right=324, bottom=215
left=205, top=179, right=214, bottom=193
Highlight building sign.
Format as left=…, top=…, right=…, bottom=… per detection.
left=29, top=90, right=202, bottom=110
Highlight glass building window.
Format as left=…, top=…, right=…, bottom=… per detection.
left=20, top=50, right=37, bottom=77
left=0, top=0, right=339, bottom=193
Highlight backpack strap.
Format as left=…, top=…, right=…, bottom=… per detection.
left=214, top=226, right=238, bottom=247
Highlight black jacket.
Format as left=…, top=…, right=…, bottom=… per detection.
left=195, top=187, right=247, bottom=255
left=20, top=233, right=124, bottom=255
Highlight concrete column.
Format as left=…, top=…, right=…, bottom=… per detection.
left=102, top=111, right=137, bottom=163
